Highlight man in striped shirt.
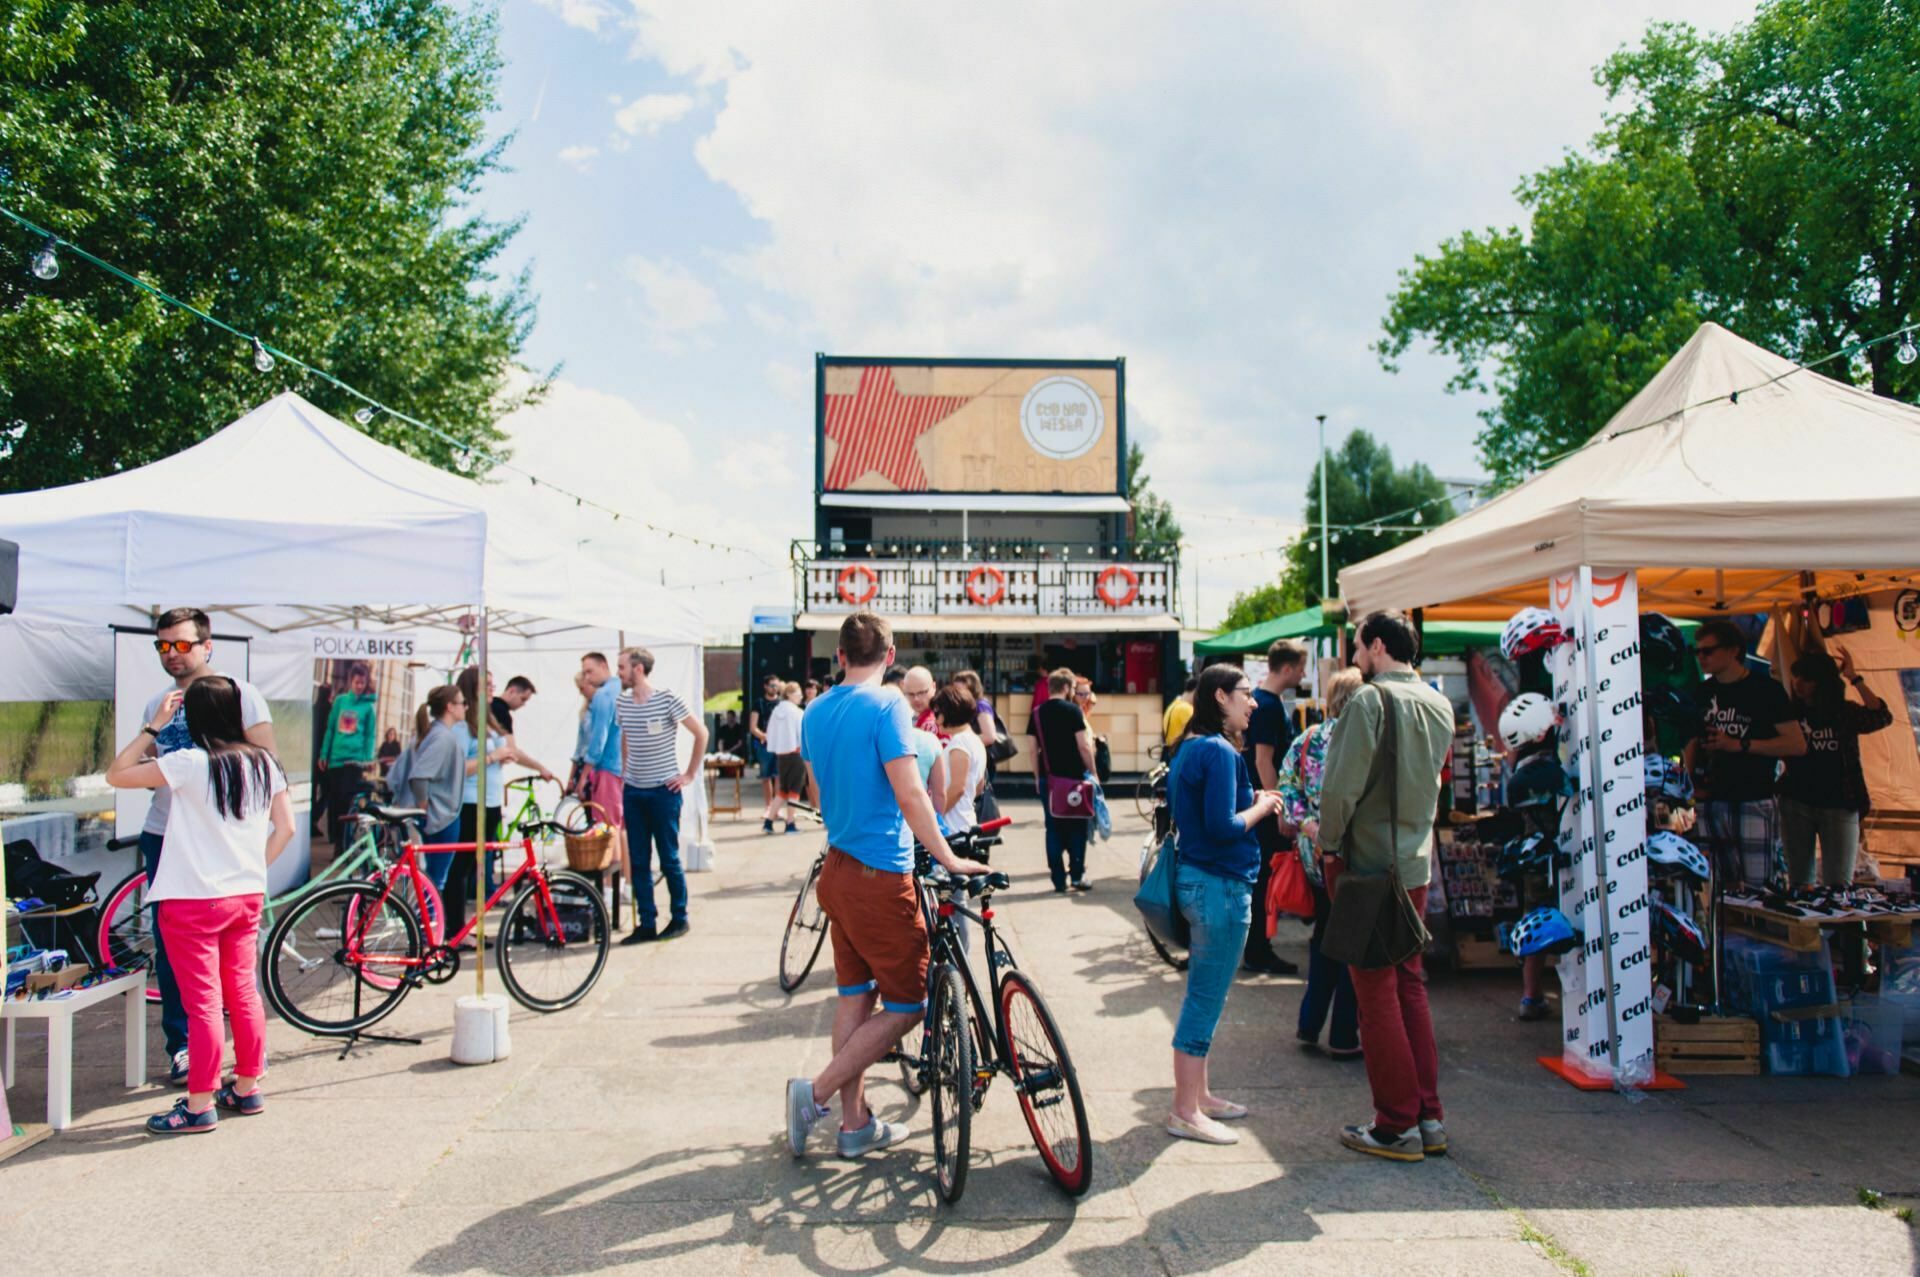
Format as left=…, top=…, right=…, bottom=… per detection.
left=615, top=647, right=708, bottom=945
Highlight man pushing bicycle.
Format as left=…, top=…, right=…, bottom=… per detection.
left=787, top=611, right=991, bottom=1159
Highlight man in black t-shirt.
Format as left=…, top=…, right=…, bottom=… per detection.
left=491, top=675, right=537, bottom=736
left=1684, top=620, right=1805, bottom=887
left=1242, top=640, right=1306, bottom=975
left=1034, top=667, right=1097, bottom=893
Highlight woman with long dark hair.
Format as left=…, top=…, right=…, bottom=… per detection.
left=108, top=677, right=293, bottom=1134
left=446, top=667, right=555, bottom=942
left=412, top=683, right=469, bottom=894
left=1162, top=663, right=1282, bottom=1145
left=1779, top=647, right=1891, bottom=887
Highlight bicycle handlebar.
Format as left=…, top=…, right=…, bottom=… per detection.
left=105, top=835, right=141, bottom=851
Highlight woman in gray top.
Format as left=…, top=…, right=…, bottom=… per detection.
left=408, top=683, right=468, bottom=891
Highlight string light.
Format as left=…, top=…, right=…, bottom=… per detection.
left=1899, top=333, right=1919, bottom=367
left=28, top=236, right=58, bottom=280
left=454, top=447, right=474, bottom=475
left=250, top=337, right=275, bottom=373
left=353, top=406, right=378, bottom=426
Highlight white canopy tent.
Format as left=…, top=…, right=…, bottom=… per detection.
left=0, top=392, right=711, bottom=882
left=1340, top=322, right=1920, bottom=621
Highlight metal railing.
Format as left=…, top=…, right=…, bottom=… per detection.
left=793, top=545, right=1180, bottom=618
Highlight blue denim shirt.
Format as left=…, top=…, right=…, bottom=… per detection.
left=1170, top=734, right=1260, bottom=883
left=584, top=679, right=623, bottom=773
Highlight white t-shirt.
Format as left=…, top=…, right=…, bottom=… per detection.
left=149, top=748, right=286, bottom=902
left=141, top=675, right=273, bottom=836
left=765, top=700, right=803, bottom=755
left=942, top=731, right=988, bottom=831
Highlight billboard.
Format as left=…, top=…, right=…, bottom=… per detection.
left=816, top=358, right=1123, bottom=495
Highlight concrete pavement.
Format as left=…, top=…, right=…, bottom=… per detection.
left=3, top=796, right=1916, bottom=1275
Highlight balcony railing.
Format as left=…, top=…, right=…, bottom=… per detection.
left=793, top=541, right=1179, bottom=618
left=800, top=538, right=1180, bottom=563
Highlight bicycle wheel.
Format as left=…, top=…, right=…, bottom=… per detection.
left=496, top=870, right=611, bottom=1012
left=999, top=969, right=1093, bottom=1196
left=1138, top=838, right=1189, bottom=972
left=264, top=881, right=421, bottom=1035
left=97, top=870, right=162, bottom=1004
left=777, top=857, right=830, bottom=993
left=928, top=962, right=973, bottom=1205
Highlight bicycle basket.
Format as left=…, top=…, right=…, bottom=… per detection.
left=562, top=802, right=615, bottom=872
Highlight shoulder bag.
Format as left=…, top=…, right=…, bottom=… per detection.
left=1320, top=685, right=1431, bottom=970
left=1133, top=828, right=1190, bottom=952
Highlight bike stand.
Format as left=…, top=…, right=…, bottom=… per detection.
left=325, top=1027, right=423, bottom=1061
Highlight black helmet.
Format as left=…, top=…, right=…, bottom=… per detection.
left=1509, top=754, right=1576, bottom=809
left=1639, top=613, right=1688, bottom=672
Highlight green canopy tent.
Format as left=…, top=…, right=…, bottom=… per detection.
left=1196, top=612, right=1696, bottom=660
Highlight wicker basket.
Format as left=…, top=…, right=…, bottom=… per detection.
left=562, top=801, right=615, bottom=872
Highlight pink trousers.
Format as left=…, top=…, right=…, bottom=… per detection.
left=158, top=895, right=266, bottom=1094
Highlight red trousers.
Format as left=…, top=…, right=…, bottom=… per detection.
left=1326, top=861, right=1441, bottom=1132
left=158, top=895, right=266, bottom=1094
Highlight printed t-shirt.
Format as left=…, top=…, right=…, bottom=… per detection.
left=322, top=691, right=378, bottom=766
left=1699, top=672, right=1794, bottom=802
left=148, top=748, right=286, bottom=901
left=801, top=683, right=917, bottom=873
left=616, top=688, right=691, bottom=788
left=142, top=676, right=272, bottom=837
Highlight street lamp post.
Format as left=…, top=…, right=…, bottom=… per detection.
left=1316, top=414, right=1329, bottom=602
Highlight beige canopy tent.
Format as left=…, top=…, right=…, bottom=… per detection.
left=1340, top=322, right=1920, bottom=622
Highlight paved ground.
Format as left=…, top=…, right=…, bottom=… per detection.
left=4, top=797, right=1917, bottom=1275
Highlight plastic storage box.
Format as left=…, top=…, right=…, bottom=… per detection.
left=1721, top=933, right=1848, bottom=1077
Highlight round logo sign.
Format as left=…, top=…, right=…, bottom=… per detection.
left=1894, top=589, right=1920, bottom=634
left=1019, top=375, right=1105, bottom=461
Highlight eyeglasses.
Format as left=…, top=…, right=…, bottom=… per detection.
left=153, top=639, right=202, bottom=655
left=1692, top=643, right=1724, bottom=657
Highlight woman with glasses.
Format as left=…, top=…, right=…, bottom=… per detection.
left=1162, top=663, right=1282, bottom=1145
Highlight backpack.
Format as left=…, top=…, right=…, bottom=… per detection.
left=4, top=838, right=101, bottom=909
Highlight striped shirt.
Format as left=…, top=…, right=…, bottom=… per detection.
left=615, top=687, right=691, bottom=787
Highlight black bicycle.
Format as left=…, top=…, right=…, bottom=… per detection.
left=890, top=819, right=1093, bottom=1204
left=776, top=803, right=830, bottom=993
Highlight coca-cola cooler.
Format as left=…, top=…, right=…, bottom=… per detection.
left=1124, top=640, right=1160, bottom=694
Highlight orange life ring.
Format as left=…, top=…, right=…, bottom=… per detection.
left=1096, top=565, right=1139, bottom=608
left=966, top=564, right=1007, bottom=607
left=837, top=563, right=879, bottom=607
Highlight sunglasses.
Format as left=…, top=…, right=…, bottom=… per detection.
left=153, top=639, right=203, bottom=655
left=1692, top=643, right=1724, bottom=657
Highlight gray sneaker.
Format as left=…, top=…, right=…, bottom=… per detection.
left=1419, top=1118, right=1448, bottom=1156
left=837, top=1114, right=910, bottom=1158
left=1339, top=1122, right=1425, bottom=1162
left=787, top=1078, right=826, bottom=1157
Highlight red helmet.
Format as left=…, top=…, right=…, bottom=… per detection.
left=1501, top=607, right=1568, bottom=662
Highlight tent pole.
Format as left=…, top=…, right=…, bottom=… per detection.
left=474, top=605, right=488, bottom=999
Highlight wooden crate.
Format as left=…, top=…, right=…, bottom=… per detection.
left=1655, top=1013, right=1760, bottom=1075
left=1452, top=936, right=1512, bottom=971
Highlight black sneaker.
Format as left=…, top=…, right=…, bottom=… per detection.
left=657, top=919, right=691, bottom=941
left=621, top=925, right=658, bottom=946
left=762, top=819, right=775, bottom=834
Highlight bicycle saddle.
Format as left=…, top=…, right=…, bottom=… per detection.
left=368, top=804, right=426, bottom=824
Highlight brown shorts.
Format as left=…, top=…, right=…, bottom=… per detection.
left=776, top=752, right=807, bottom=800
left=816, top=848, right=929, bottom=1013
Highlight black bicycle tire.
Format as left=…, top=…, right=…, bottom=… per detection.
left=263, top=880, right=421, bottom=1035
left=998, top=968, right=1094, bottom=1196
left=777, top=858, right=830, bottom=994
left=929, top=962, right=973, bottom=1205
left=496, top=870, right=611, bottom=1012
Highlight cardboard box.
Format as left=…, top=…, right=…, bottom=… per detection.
left=24, top=963, right=90, bottom=994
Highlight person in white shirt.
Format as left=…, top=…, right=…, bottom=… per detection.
left=107, top=676, right=294, bottom=1135
left=935, top=685, right=987, bottom=832
left=761, top=681, right=805, bottom=834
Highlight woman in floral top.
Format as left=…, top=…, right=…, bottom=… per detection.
left=1278, top=668, right=1364, bottom=1059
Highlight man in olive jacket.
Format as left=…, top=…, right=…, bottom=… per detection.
left=1311, top=609, right=1455, bottom=1163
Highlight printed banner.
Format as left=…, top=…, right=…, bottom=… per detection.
left=309, top=631, right=422, bottom=660
left=310, top=653, right=419, bottom=864
left=1550, top=568, right=1655, bottom=1083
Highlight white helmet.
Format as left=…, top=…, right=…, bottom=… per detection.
left=1497, top=693, right=1557, bottom=751
left=1646, top=831, right=1710, bottom=881
left=1501, top=607, right=1568, bottom=663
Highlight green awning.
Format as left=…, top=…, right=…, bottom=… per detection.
left=1193, top=606, right=1336, bottom=656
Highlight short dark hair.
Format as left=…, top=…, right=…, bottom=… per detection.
left=839, top=611, right=893, bottom=667
left=1696, top=619, right=1746, bottom=654
left=582, top=651, right=609, bottom=670
left=1183, top=674, right=1199, bottom=694
left=882, top=664, right=907, bottom=686
left=1048, top=667, right=1076, bottom=695
left=932, top=685, right=977, bottom=729
left=156, top=607, right=211, bottom=642
left=1357, top=610, right=1419, bottom=664
left=506, top=675, right=536, bottom=695
left=1266, top=639, right=1308, bottom=671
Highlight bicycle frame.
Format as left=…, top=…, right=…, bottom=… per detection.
left=917, top=876, right=1017, bottom=1083
left=350, top=838, right=565, bottom=969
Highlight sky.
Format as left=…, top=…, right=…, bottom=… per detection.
left=480, top=0, right=1760, bottom=640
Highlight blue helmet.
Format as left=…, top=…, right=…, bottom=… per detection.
left=1653, top=900, right=1708, bottom=964
left=1496, top=833, right=1553, bottom=881
left=1499, top=907, right=1581, bottom=957
left=1646, top=831, right=1710, bottom=881
left=1509, top=754, right=1577, bottom=809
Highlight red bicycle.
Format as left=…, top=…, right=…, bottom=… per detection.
left=261, top=820, right=611, bottom=1036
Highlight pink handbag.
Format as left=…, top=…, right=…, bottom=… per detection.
left=1046, top=776, right=1095, bottom=820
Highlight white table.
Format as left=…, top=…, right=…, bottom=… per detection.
left=2, top=970, right=147, bottom=1130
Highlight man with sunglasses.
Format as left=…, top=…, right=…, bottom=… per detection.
left=1685, top=619, right=1805, bottom=888
left=140, top=607, right=277, bottom=1085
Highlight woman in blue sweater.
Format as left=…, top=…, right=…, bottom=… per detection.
left=1164, top=663, right=1282, bottom=1144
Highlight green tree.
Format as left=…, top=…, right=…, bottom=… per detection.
left=1127, top=441, right=1183, bottom=556
left=0, top=0, right=538, bottom=490
left=1378, top=0, right=1920, bottom=487
left=1218, top=578, right=1303, bottom=634
left=1282, top=430, right=1452, bottom=606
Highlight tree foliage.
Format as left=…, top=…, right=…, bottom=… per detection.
left=1218, top=578, right=1302, bottom=635
left=0, top=0, right=539, bottom=490
left=1127, top=441, right=1183, bottom=551
left=1378, top=0, right=1920, bottom=487
left=1282, top=429, right=1452, bottom=606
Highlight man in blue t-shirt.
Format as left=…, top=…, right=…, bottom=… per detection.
left=1242, top=638, right=1307, bottom=975
left=786, top=612, right=990, bottom=1161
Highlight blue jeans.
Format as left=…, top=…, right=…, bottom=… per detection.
left=421, top=819, right=463, bottom=891
left=1299, top=881, right=1359, bottom=1051
left=623, top=784, right=688, bottom=928
left=1172, top=863, right=1252, bottom=1058
left=1043, top=811, right=1090, bottom=891
left=139, top=832, right=189, bottom=1057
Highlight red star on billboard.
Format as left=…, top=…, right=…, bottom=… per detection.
left=824, top=366, right=972, bottom=491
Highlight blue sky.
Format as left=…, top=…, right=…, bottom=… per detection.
left=477, top=1, right=1758, bottom=637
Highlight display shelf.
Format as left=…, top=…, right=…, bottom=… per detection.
left=1721, top=901, right=1918, bottom=953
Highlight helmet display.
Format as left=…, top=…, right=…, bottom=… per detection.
left=1508, top=754, right=1577, bottom=809
left=1643, top=754, right=1695, bottom=807
left=1496, top=833, right=1553, bottom=881
left=1653, top=900, right=1708, bottom=964
left=1646, top=687, right=1701, bottom=731
left=1498, top=693, right=1558, bottom=751
left=1501, top=608, right=1569, bottom=663
left=1639, top=613, right=1688, bottom=672
left=1499, top=907, right=1580, bottom=957
left=1646, top=831, right=1711, bottom=881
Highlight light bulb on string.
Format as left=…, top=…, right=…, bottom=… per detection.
left=1331, top=532, right=1342, bottom=544
left=28, top=237, right=59, bottom=281
left=455, top=448, right=474, bottom=474
left=353, top=406, right=375, bottom=426
left=1898, top=332, right=1919, bottom=367
left=1412, top=511, right=1424, bottom=525
left=250, top=338, right=275, bottom=373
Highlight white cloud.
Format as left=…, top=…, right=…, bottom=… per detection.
left=532, top=0, right=619, bottom=34
left=613, top=92, right=695, bottom=136
left=621, top=256, right=724, bottom=345
left=557, top=144, right=600, bottom=172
